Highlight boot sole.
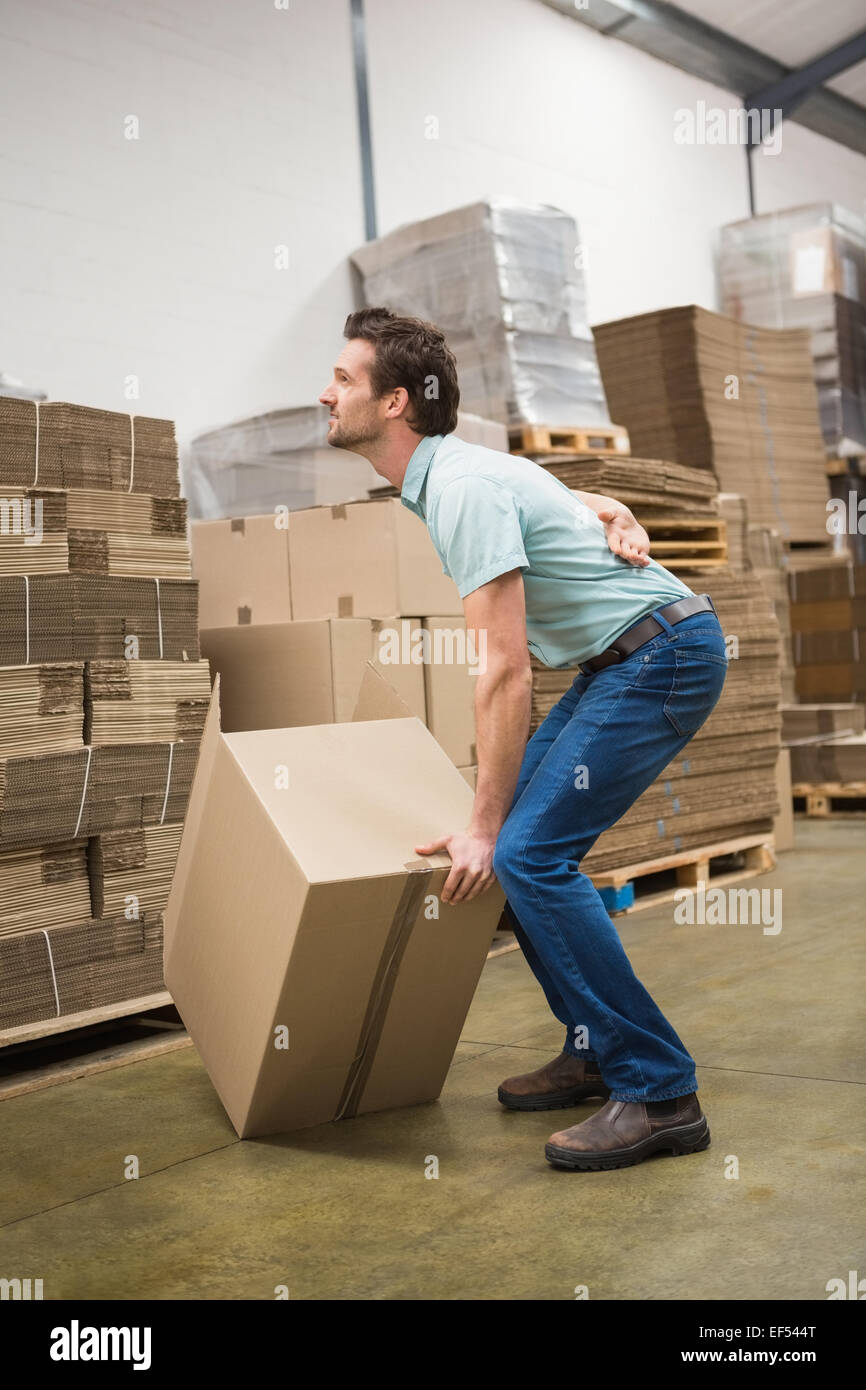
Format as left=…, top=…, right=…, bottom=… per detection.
left=545, top=1116, right=711, bottom=1170
left=498, top=1083, right=611, bottom=1112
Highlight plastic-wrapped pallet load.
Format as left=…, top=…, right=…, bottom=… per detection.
left=350, top=199, right=610, bottom=427
left=719, top=203, right=866, bottom=457
left=184, top=404, right=380, bottom=521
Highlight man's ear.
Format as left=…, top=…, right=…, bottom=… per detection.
left=385, top=386, right=410, bottom=420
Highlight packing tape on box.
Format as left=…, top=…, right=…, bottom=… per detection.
left=334, top=859, right=433, bottom=1121
left=337, top=595, right=354, bottom=616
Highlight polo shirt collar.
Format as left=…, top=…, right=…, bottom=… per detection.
left=400, top=434, right=443, bottom=507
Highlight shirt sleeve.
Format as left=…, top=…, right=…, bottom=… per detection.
left=430, top=475, right=529, bottom=598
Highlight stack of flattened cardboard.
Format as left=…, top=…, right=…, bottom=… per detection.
left=84, top=659, right=211, bottom=744
left=350, top=199, right=610, bottom=426
left=0, top=490, right=68, bottom=573
left=528, top=455, right=719, bottom=515
left=717, top=494, right=748, bottom=571
left=90, top=824, right=184, bottom=918
left=0, top=399, right=179, bottom=495
left=0, top=842, right=92, bottom=938
left=592, top=306, right=829, bottom=542
left=0, top=663, right=83, bottom=757
left=0, top=488, right=190, bottom=577
left=0, top=740, right=198, bottom=850
left=789, top=563, right=866, bottom=702
left=719, top=203, right=866, bottom=456
left=746, top=523, right=795, bottom=703
left=0, top=915, right=165, bottom=1030
left=0, top=576, right=199, bottom=665
left=0, top=398, right=201, bottom=1034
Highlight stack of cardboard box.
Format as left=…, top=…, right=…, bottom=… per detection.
left=592, top=305, right=830, bottom=542
left=789, top=563, right=866, bottom=704
left=191, top=496, right=479, bottom=779
left=0, top=399, right=203, bottom=1031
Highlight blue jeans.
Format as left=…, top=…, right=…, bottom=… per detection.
left=491, top=607, right=728, bottom=1102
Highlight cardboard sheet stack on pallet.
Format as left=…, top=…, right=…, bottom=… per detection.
left=350, top=199, right=611, bottom=427
left=781, top=702, right=866, bottom=793
left=592, top=305, right=830, bottom=544
left=0, top=398, right=205, bottom=1031
left=718, top=203, right=866, bottom=460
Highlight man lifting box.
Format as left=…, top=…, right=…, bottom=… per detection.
left=320, top=308, right=727, bottom=1171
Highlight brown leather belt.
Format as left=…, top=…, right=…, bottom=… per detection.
left=579, top=593, right=717, bottom=675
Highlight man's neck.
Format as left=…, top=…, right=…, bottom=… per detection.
left=358, top=431, right=427, bottom=492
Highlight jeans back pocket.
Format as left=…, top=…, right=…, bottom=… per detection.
left=663, top=646, right=728, bottom=737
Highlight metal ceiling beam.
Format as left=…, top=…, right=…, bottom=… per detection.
left=350, top=0, right=377, bottom=242
left=745, top=28, right=866, bottom=124
left=539, top=0, right=866, bottom=157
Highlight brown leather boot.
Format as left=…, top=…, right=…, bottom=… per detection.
left=545, top=1093, right=710, bottom=1170
left=498, top=1052, right=610, bottom=1111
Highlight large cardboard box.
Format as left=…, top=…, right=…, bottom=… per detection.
left=190, top=515, right=291, bottom=628
left=163, top=668, right=503, bottom=1138
left=200, top=618, right=426, bottom=732
left=422, top=617, right=478, bottom=766
left=789, top=735, right=866, bottom=785
left=288, top=498, right=462, bottom=618
left=795, top=663, right=866, bottom=701
left=788, top=564, right=866, bottom=606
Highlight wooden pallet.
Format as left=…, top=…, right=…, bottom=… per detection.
left=0, top=992, right=191, bottom=1100
left=792, top=782, right=866, bottom=817
left=646, top=516, right=728, bottom=569
left=509, top=423, right=630, bottom=457
left=826, top=456, right=866, bottom=477
left=589, top=833, right=776, bottom=915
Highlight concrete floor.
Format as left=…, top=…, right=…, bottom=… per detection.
left=1, top=819, right=864, bottom=1301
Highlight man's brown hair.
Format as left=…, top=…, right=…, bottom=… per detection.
left=343, top=306, right=460, bottom=435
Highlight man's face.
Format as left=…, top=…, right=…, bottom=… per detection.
left=319, top=339, right=386, bottom=450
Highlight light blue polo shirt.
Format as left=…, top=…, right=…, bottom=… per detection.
left=400, top=432, right=696, bottom=668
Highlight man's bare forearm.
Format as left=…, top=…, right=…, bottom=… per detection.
left=468, top=666, right=533, bottom=839
left=572, top=489, right=630, bottom=519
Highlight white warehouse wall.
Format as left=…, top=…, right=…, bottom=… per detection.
left=0, top=0, right=865, bottom=449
